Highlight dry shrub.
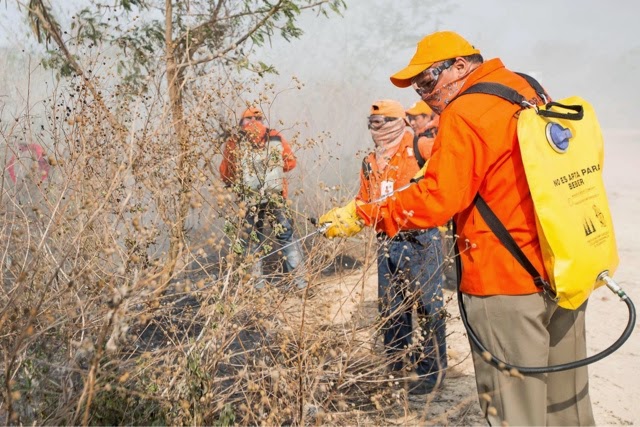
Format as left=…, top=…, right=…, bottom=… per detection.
left=0, top=56, right=466, bottom=425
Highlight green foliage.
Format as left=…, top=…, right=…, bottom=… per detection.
left=90, top=386, right=167, bottom=426
left=72, top=8, right=109, bottom=45
left=26, top=0, right=347, bottom=94
left=121, top=0, right=149, bottom=12
left=217, top=403, right=236, bottom=426
left=40, top=50, right=75, bottom=77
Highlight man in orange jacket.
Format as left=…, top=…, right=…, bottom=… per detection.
left=320, top=100, right=447, bottom=395
left=406, top=100, right=439, bottom=154
left=406, top=101, right=457, bottom=290
left=220, top=107, right=307, bottom=290
left=321, top=32, right=595, bottom=426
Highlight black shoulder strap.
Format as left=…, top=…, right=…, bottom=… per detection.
left=458, top=81, right=528, bottom=107
left=474, top=194, right=555, bottom=295
left=361, top=157, right=372, bottom=179
left=458, top=72, right=546, bottom=106
left=515, top=72, right=547, bottom=100
left=457, top=73, right=584, bottom=121
left=413, top=133, right=426, bottom=168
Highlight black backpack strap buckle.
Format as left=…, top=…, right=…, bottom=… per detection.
left=534, top=276, right=558, bottom=301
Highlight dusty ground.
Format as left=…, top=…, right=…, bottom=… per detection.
left=303, top=253, right=484, bottom=426
left=307, top=130, right=640, bottom=426
left=588, top=130, right=640, bottom=426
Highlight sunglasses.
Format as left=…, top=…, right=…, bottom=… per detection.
left=240, top=116, right=263, bottom=125
left=407, top=113, right=436, bottom=122
left=411, top=59, right=456, bottom=96
left=368, top=115, right=398, bottom=129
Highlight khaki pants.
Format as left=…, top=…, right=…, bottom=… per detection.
left=462, top=293, right=595, bottom=426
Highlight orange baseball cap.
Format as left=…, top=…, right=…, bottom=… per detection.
left=390, top=31, right=481, bottom=88
left=370, top=99, right=406, bottom=119
left=406, top=100, right=433, bottom=116
left=242, top=107, right=263, bottom=118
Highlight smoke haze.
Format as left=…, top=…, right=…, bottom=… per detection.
left=1, top=0, right=638, bottom=196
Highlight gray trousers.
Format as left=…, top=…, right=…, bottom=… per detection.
left=243, top=201, right=306, bottom=289
left=463, top=292, right=595, bottom=426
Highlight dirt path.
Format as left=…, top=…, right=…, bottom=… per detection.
left=588, top=131, right=640, bottom=426
left=309, top=256, right=484, bottom=425
left=306, top=132, right=639, bottom=426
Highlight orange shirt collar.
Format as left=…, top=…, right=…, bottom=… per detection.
left=459, top=58, right=506, bottom=93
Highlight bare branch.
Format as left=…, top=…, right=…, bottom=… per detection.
left=179, top=0, right=286, bottom=70
left=23, top=0, right=127, bottom=135
left=176, top=0, right=334, bottom=68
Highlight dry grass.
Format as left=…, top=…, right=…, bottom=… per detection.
left=0, top=62, right=483, bottom=426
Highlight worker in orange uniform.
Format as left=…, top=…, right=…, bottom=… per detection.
left=406, top=100, right=439, bottom=157
left=220, top=107, right=307, bottom=290
left=319, top=100, right=447, bottom=395
left=320, top=32, right=595, bottom=426
left=406, top=101, right=457, bottom=289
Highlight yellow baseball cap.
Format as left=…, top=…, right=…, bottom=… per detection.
left=370, top=99, right=406, bottom=118
left=390, top=31, right=481, bottom=88
left=406, top=100, right=433, bottom=116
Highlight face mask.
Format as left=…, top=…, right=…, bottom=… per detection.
left=370, top=118, right=406, bottom=170
left=422, top=75, right=470, bottom=115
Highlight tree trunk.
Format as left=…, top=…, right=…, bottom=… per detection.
left=158, top=0, right=192, bottom=293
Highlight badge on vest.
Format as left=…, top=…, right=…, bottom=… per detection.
left=381, top=180, right=394, bottom=197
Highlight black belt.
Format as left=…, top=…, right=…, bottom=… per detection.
left=378, top=230, right=426, bottom=244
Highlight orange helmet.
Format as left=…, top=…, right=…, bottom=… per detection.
left=390, top=31, right=480, bottom=88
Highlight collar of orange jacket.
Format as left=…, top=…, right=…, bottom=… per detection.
left=456, top=58, right=505, bottom=97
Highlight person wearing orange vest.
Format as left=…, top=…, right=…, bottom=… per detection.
left=406, top=100, right=439, bottom=158
left=220, top=107, right=307, bottom=290
left=406, top=101, right=458, bottom=290
left=319, top=100, right=447, bottom=395
left=320, top=32, right=595, bottom=426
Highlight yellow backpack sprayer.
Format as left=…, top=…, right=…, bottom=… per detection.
left=453, top=74, right=636, bottom=374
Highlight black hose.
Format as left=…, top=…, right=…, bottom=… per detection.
left=457, top=286, right=636, bottom=374
left=453, top=222, right=636, bottom=374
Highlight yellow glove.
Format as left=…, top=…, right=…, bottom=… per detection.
left=412, top=159, right=430, bottom=181
left=319, top=199, right=364, bottom=238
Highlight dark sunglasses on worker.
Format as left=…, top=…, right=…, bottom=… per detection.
left=408, top=113, right=436, bottom=122
left=368, top=115, right=397, bottom=129
left=411, top=59, right=456, bottom=96
left=240, top=116, right=263, bottom=126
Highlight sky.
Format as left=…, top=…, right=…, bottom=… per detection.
left=254, top=0, right=640, bottom=127
left=1, top=0, right=639, bottom=190
left=246, top=0, right=640, bottom=188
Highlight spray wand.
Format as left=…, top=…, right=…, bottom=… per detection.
left=254, top=177, right=423, bottom=262
left=255, top=219, right=330, bottom=262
